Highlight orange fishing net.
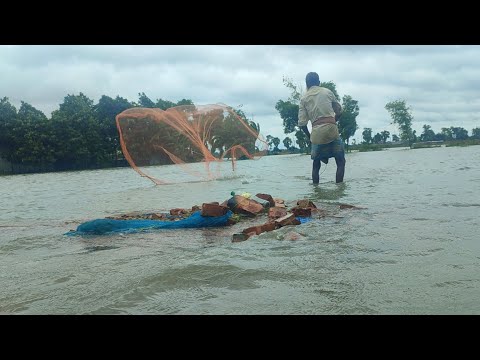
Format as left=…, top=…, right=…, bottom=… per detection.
left=115, top=104, right=268, bottom=185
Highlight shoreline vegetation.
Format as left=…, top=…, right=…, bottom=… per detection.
left=2, top=139, right=479, bottom=176
left=265, top=138, right=480, bottom=156
left=350, top=139, right=480, bottom=152
left=1, top=90, right=479, bottom=176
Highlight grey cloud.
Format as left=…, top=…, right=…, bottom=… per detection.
left=1, top=45, right=479, bottom=143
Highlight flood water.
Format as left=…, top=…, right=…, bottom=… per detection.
left=0, top=146, right=479, bottom=314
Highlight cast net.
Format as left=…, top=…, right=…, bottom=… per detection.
left=115, top=104, right=268, bottom=185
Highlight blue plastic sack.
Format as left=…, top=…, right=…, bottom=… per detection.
left=66, top=210, right=233, bottom=236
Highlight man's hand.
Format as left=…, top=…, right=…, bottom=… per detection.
left=300, top=125, right=310, bottom=140
left=332, top=101, right=342, bottom=122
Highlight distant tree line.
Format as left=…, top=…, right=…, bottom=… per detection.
left=0, top=93, right=259, bottom=174
left=359, top=99, right=479, bottom=145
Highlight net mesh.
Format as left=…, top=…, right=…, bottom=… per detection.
left=115, top=104, right=268, bottom=185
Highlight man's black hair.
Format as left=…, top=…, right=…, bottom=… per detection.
left=305, top=72, right=320, bottom=88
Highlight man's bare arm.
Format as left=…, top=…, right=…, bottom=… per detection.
left=332, top=101, right=342, bottom=121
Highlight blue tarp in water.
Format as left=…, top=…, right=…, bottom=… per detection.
left=67, top=210, right=233, bottom=236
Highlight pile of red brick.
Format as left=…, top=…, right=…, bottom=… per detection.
left=107, top=192, right=364, bottom=242
left=227, top=196, right=320, bottom=242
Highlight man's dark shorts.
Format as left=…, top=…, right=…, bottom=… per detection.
left=311, top=138, right=345, bottom=164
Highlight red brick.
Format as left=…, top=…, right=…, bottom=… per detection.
left=268, top=207, right=288, bottom=219
left=229, top=195, right=264, bottom=216
left=170, top=208, right=188, bottom=216
left=201, top=203, right=228, bottom=217
left=291, top=207, right=312, bottom=217
left=297, top=199, right=317, bottom=208
left=232, top=233, right=250, bottom=242
left=255, top=193, right=276, bottom=207
left=275, top=213, right=301, bottom=227
left=242, top=225, right=263, bottom=235
left=260, top=222, right=277, bottom=232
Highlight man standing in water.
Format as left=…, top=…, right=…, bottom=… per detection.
left=298, top=72, right=346, bottom=184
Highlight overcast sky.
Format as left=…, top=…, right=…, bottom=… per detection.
left=1, top=45, right=479, bottom=143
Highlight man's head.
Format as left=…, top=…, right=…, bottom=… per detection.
left=305, top=72, right=320, bottom=89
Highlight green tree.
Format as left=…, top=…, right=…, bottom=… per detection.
left=10, top=102, right=55, bottom=166
left=319, top=81, right=340, bottom=101
left=275, top=99, right=299, bottom=134
left=272, top=137, right=280, bottom=152
left=96, top=95, right=133, bottom=121
left=206, top=106, right=260, bottom=160
left=433, top=132, right=445, bottom=141
left=392, top=134, right=400, bottom=142
left=441, top=127, right=453, bottom=140
left=282, top=76, right=303, bottom=103
left=136, top=93, right=193, bottom=110
left=385, top=100, right=414, bottom=145
left=362, top=128, right=372, bottom=144
left=0, top=97, right=18, bottom=161
left=338, top=95, right=359, bottom=149
left=282, top=76, right=340, bottom=103
left=95, top=95, right=134, bottom=161
left=155, top=98, right=176, bottom=110
left=450, top=126, right=468, bottom=140
left=233, top=106, right=261, bottom=136
left=472, top=127, right=480, bottom=139
left=248, top=120, right=260, bottom=135
left=266, top=135, right=274, bottom=151
left=234, top=109, right=259, bottom=156
left=137, top=92, right=156, bottom=108
left=380, top=130, right=390, bottom=143
left=420, top=124, right=435, bottom=142
left=51, top=93, right=108, bottom=169
left=275, top=77, right=306, bottom=136
left=373, top=133, right=382, bottom=144
left=283, top=136, right=292, bottom=150
left=295, top=130, right=310, bottom=153
left=176, top=98, right=194, bottom=106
